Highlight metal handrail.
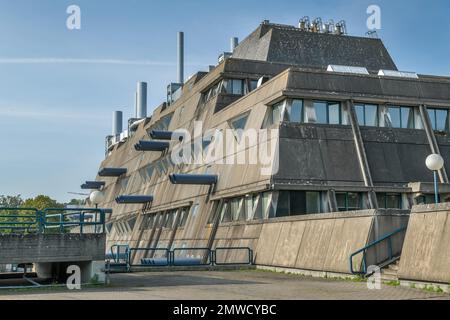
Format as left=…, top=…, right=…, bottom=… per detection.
left=109, top=246, right=254, bottom=270
left=349, top=227, right=407, bottom=275
left=213, top=247, right=254, bottom=266
left=128, top=248, right=171, bottom=267
left=0, top=207, right=108, bottom=234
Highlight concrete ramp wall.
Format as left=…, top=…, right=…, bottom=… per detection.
left=398, top=204, right=450, bottom=284
left=213, top=210, right=409, bottom=274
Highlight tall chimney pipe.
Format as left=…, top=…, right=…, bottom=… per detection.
left=231, top=37, right=239, bottom=52
left=136, top=82, right=147, bottom=118
left=177, top=32, right=184, bottom=84
left=112, top=111, right=123, bottom=136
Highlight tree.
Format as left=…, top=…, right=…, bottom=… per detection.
left=22, top=195, right=64, bottom=210
left=0, top=195, right=24, bottom=208
left=67, top=198, right=86, bottom=207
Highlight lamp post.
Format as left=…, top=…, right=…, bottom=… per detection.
left=89, top=191, right=105, bottom=233
left=426, top=154, right=445, bottom=204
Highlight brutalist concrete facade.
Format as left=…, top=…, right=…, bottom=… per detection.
left=92, top=22, right=450, bottom=277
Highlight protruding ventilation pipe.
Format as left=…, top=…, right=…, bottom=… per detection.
left=231, top=37, right=239, bottom=52
left=177, top=32, right=184, bottom=84
left=149, top=130, right=184, bottom=141
left=136, top=82, right=148, bottom=119
left=81, top=181, right=105, bottom=190
left=112, top=111, right=123, bottom=136
left=116, top=195, right=154, bottom=204
left=98, top=168, right=127, bottom=177
left=169, top=174, right=218, bottom=185
left=135, top=140, right=170, bottom=152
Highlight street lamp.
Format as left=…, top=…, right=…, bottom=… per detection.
left=90, top=191, right=105, bottom=208
left=426, top=154, right=445, bottom=204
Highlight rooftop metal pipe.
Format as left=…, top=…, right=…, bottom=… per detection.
left=177, top=32, right=184, bottom=84
left=116, top=195, right=154, bottom=204
left=136, top=82, right=147, bottom=118
left=98, top=168, right=127, bottom=177
left=135, top=140, right=170, bottom=152
left=112, top=111, right=123, bottom=136
left=231, top=37, right=239, bottom=52
left=169, top=174, right=218, bottom=185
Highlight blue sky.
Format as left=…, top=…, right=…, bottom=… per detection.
left=0, top=0, right=449, bottom=202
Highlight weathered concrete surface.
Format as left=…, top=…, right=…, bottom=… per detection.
left=0, top=234, right=106, bottom=264
left=255, top=212, right=376, bottom=273
left=213, top=210, right=409, bottom=274
left=1, top=271, right=448, bottom=300
left=398, top=204, right=450, bottom=284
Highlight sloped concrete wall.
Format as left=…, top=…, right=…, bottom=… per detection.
left=398, top=204, right=450, bottom=284
left=255, top=212, right=373, bottom=273
left=212, top=210, right=409, bottom=274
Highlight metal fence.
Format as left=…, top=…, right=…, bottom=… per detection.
left=105, top=245, right=254, bottom=269
left=0, top=207, right=109, bottom=234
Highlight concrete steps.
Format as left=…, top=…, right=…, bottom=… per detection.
left=381, top=260, right=400, bottom=283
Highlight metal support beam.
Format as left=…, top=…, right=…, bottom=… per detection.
left=419, top=104, right=449, bottom=183
left=346, top=100, right=378, bottom=209
left=327, top=190, right=338, bottom=213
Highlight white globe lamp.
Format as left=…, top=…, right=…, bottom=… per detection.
left=426, top=154, right=445, bottom=204
left=90, top=191, right=105, bottom=207
left=426, top=154, right=444, bottom=171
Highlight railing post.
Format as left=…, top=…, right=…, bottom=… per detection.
left=59, top=212, right=64, bottom=233
left=37, top=210, right=45, bottom=234
left=80, top=212, right=84, bottom=234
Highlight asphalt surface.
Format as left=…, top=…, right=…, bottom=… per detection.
left=0, top=270, right=449, bottom=300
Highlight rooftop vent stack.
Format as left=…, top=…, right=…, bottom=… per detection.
left=231, top=37, right=239, bottom=52
left=177, top=31, right=184, bottom=84
left=112, top=111, right=123, bottom=136
left=136, top=82, right=148, bottom=118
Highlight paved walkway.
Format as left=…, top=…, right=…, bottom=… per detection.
left=0, top=271, right=449, bottom=300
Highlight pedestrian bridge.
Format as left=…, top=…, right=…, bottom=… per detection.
left=0, top=208, right=109, bottom=283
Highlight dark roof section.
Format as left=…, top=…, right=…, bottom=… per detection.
left=232, top=23, right=398, bottom=72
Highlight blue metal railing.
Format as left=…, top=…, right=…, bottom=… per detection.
left=0, top=207, right=109, bottom=234
left=107, top=245, right=254, bottom=269
left=213, top=247, right=254, bottom=266
left=349, top=227, right=407, bottom=275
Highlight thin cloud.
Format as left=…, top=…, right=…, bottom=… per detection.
left=0, top=58, right=175, bottom=66
left=0, top=106, right=108, bottom=122
left=0, top=57, right=203, bottom=67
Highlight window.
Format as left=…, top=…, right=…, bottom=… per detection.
left=313, top=101, right=342, bottom=124
left=263, top=99, right=303, bottom=128
left=139, top=165, right=154, bottom=182
left=250, top=80, right=258, bottom=92
left=275, top=191, right=322, bottom=217
left=120, top=177, right=129, bottom=191
left=377, top=193, right=402, bottom=209
left=355, top=104, right=379, bottom=127
left=203, top=81, right=223, bottom=103
left=286, top=99, right=303, bottom=123
left=428, top=108, right=450, bottom=131
left=178, top=207, right=190, bottom=228
left=220, top=201, right=232, bottom=223
left=230, top=112, right=249, bottom=141
left=336, top=192, right=362, bottom=211
left=224, top=79, right=245, bottom=95
left=230, top=198, right=243, bottom=221
left=387, top=106, right=415, bottom=129
left=416, top=195, right=437, bottom=205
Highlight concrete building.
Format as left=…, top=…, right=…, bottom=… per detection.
left=91, top=21, right=450, bottom=285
